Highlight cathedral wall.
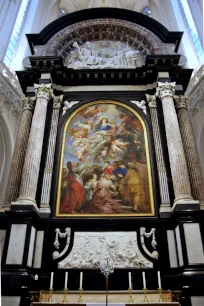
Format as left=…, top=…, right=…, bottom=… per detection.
left=1, top=5, right=204, bottom=306
left=0, top=0, right=22, bottom=61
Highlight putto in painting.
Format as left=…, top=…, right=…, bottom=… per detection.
left=56, top=101, right=154, bottom=216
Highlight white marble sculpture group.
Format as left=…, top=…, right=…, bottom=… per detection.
left=53, top=229, right=158, bottom=269
left=65, top=41, right=144, bottom=69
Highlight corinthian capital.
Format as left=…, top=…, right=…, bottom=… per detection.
left=34, top=83, right=53, bottom=101
left=156, top=82, right=176, bottom=99
left=22, top=97, right=36, bottom=111
left=146, top=94, right=157, bottom=108
left=174, top=95, right=188, bottom=109
left=53, top=95, right=63, bottom=109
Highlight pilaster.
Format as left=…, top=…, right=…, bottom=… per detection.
left=40, top=95, right=63, bottom=216
left=146, top=94, right=171, bottom=216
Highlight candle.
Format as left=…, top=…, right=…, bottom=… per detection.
left=80, top=272, right=83, bottom=289
left=157, top=271, right=161, bottom=289
left=128, top=272, right=132, bottom=289
left=64, top=272, right=68, bottom=289
left=50, top=272, right=54, bottom=289
left=142, top=272, right=146, bottom=289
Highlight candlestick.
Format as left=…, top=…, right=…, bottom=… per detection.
left=158, top=288, right=164, bottom=302
left=128, top=287, right=133, bottom=303
left=78, top=288, right=83, bottom=303
left=157, top=271, right=161, bottom=289
left=63, top=288, right=68, bottom=303
left=142, top=271, right=146, bottom=289
left=79, top=272, right=83, bottom=289
left=50, top=272, right=54, bottom=289
left=64, top=272, right=68, bottom=289
left=143, top=288, right=148, bottom=303
left=128, top=272, right=132, bottom=289
left=48, top=288, right=53, bottom=303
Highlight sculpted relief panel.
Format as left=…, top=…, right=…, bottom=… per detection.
left=58, top=231, right=154, bottom=269
left=65, top=41, right=144, bottom=69
left=56, top=100, right=154, bottom=217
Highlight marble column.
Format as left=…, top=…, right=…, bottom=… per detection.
left=14, top=84, right=53, bottom=207
left=40, top=95, right=63, bottom=215
left=3, top=97, right=35, bottom=210
left=175, top=95, right=204, bottom=209
left=156, top=82, right=198, bottom=209
left=146, top=94, right=171, bottom=214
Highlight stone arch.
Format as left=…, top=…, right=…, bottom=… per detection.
left=45, top=18, right=163, bottom=59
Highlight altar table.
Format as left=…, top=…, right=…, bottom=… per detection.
left=30, top=290, right=181, bottom=305
left=31, top=303, right=180, bottom=306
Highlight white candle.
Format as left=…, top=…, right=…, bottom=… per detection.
left=128, top=272, right=132, bottom=289
left=157, top=271, right=161, bottom=289
left=50, top=272, right=54, bottom=289
left=80, top=272, right=83, bottom=289
left=64, top=272, right=68, bottom=289
left=142, top=272, right=146, bottom=289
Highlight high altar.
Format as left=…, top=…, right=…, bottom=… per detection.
left=1, top=7, right=204, bottom=306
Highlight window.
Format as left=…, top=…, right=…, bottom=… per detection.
left=3, top=0, right=30, bottom=68
left=179, top=0, right=204, bottom=65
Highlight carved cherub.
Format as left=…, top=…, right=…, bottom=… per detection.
left=62, top=100, right=79, bottom=116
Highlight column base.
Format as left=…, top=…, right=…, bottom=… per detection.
left=39, top=204, right=51, bottom=217
left=172, top=200, right=200, bottom=212
left=200, top=202, right=204, bottom=210
left=1, top=204, right=11, bottom=211
left=11, top=199, right=39, bottom=212
left=159, top=203, right=172, bottom=217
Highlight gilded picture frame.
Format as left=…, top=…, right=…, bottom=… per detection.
left=56, top=100, right=155, bottom=217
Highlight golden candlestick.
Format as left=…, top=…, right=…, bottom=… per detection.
left=128, top=288, right=133, bottom=303
left=48, top=288, right=53, bottom=303
left=158, top=288, right=164, bottom=302
left=78, top=288, right=83, bottom=303
left=63, top=288, right=68, bottom=303
left=143, top=288, right=148, bottom=303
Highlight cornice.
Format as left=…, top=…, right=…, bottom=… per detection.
left=26, top=8, right=183, bottom=55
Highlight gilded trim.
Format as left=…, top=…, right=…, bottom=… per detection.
left=56, top=100, right=155, bottom=217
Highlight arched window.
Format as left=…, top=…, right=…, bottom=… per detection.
left=142, top=7, right=151, bottom=17
left=58, top=8, right=68, bottom=18
left=3, top=0, right=30, bottom=68
left=179, top=0, right=204, bottom=65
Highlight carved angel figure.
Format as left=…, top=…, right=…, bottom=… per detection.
left=62, top=101, right=79, bottom=116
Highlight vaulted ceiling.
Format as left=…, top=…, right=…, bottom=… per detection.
left=60, top=0, right=150, bottom=13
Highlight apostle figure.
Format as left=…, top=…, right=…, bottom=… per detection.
left=60, top=162, right=85, bottom=214
left=118, top=162, right=146, bottom=212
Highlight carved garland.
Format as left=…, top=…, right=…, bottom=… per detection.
left=53, top=228, right=71, bottom=260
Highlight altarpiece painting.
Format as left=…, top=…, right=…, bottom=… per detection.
left=56, top=101, right=154, bottom=216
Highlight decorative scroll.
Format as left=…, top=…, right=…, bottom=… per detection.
left=140, top=227, right=158, bottom=259
left=52, top=228, right=71, bottom=260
